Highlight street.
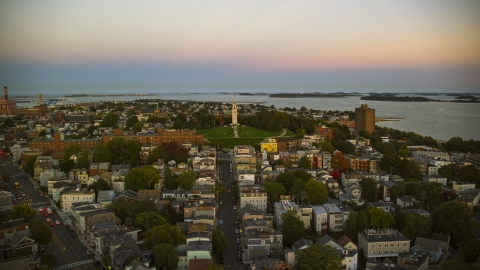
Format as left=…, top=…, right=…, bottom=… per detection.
left=217, top=152, right=248, bottom=269
left=0, top=156, right=99, bottom=270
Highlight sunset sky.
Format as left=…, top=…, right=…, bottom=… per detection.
left=1, top=1, right=479, bottom=94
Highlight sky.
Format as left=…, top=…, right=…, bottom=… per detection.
left=1, top=1, right=479, bottom=94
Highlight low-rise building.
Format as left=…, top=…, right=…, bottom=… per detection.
left=358, top=229, right=410, bottom=260
left=62, top=190, right=95, bottom=213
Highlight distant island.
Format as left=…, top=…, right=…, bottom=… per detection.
left=66, top=93, right=156, bottom=97
left=361, top=94, right=480, bottom=103
left=269, top=93, right=354, bottom=98
left=361, top=95, right=437, bottom=102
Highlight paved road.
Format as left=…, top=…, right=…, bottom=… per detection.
left=0, top=157, right=99, bottom=270
left=217, top=152, right=248, bottom=269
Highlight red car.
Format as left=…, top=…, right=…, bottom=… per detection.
left=227, top=189, right=231, bottom=193
left=49, top=222, right=55, bottom=227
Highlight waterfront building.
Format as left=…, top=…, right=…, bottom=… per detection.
left=355, top=104, right=375, bottom=133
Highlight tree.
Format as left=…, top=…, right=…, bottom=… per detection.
left=107, top=137, right=127, bottom=164
left=75, top=150, right=91, bottom=169
left=433, top=201, right=477, bottom=245
left=368, top=208, right=395, bottom=229
left=212, top=228, right=227, bottom=256
left=29, top=220, right=53, bottom=245
left=344, top=210, right=369, bottom=242
left=394, top=158, right=422, bottom=179
left=295, top=244, right=342, bottom=270
left=400, top=213, right=431, bottom=241
left=359, top=178, right=377, bottom=201
left=321, top=140, right=334, bottom=154
left=62, top=144, right=82, bottom=160
left=124, top=166, right=160, bottom=191
left=331, top=152, right=350, bottom=172
left=290, top=178, right=306, bottom=201
left=159, top=204, right=180, bottom=225
left=135, top=212, right=168, bottom=230
left=153, top=244, right=178, bottom=270
left=126, top=116, right=139, bottom=129
left=459, top=165, right=480, bottom=186
left=463, top=240, right=480, bottom=263
left=59, top=159, right=75, bottom=173
left=282, top=211, right=306, bottom=246
left=380, top=151, right=401, bottom=174
left=131, top=121, right=143, bottom=134
left=275, top=171, right=295, bottom=191
left=126, top=140, right=141, bottom=167
left=110, top=196, right=130, bottom=223
left=163, top=167, right=178, bottom=190
left=40, top=253, right=57, bottom=266
left=10, top=204, right=36, bottom=221
left=304, top=179, right=328, bottom=205
left=101, top=113, right=119, bottom=127
left=298, top=157, right=311, bottom=169
left=144, top=224, right=185, bottom=249
left=442, top=259, right=480, bottom=270
left=266, top=182, right=286, bottom=204
left=92, top=145, right=112, bottom=163
left=24, top=156, right=37, bottom=177
left=88, top=178, right=110, bottom=200
left=176, top=169, right=195, bottom=190
left=2, top=172, right=10, bottom=183
left=439, top=163, right=460, bottom=182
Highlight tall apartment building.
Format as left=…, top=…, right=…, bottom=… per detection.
left=355, top=104, right=375, bottom=133
left=62, top=190, right=95, bottom=213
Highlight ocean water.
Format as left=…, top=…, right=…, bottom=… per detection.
left=14, top=91, right=480, bottom=141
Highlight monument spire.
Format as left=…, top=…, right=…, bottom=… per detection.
left=232, top=96, right=238, bottom=125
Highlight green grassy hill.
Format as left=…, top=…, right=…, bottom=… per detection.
left=198, top=125, right=292, bottom=148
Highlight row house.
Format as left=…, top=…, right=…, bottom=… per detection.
left=450, top=181, right=475, bottom=194
left=276, top=138, right=302, bottom=152
left=240, top=186, right=268, bottom=214
left=313, top=125, right=334, bottom=141
left=0, top=224, right=38, bottom=260
left=324, top=204, right=343, bottom=233
left=341, top=173, right=363, bottom=188
left=312, top=205, right=328, bottom=234
left=279, top=151, right=299, bottom=168
left=89, top=162, right=111, bottom=177
left=70, top=169, right=89, bottom=185
left=316, top=234, right=358, bottom=270
left=422, top=174, right=447, bottom=186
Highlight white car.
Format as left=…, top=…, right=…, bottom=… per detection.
left=219, top=220, right=223, bottom=225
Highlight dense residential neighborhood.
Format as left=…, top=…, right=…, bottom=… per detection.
left=1, top=98, right=480, bottom=270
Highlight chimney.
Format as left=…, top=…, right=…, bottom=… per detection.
left=3, top=86, right=7, bottom=100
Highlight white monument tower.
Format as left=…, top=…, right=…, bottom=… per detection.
left=231, top=96, right=238, bottom=126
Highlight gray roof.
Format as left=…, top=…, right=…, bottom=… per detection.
left=292, top=238, right=312, bottom=250
left=187, top=240, right=210, bottom=251
left=413, top=237, right=443, bottom=252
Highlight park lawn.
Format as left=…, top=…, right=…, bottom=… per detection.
left=237, top=126, right=283, bottom=137
left=208, top=137, right=264, bottom=149
left=198, top=126, right=234, bottom=138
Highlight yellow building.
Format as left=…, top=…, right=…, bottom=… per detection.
left=261, top=138, right=278, bottom=153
